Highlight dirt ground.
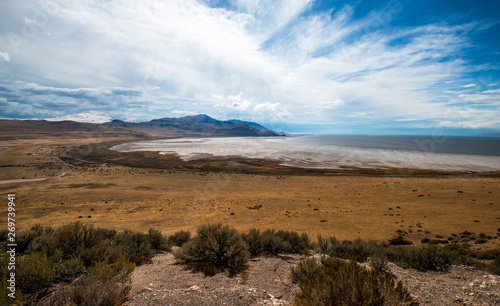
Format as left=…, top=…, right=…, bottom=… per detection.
left=124, top=252, right=500, bottom=305
left=0, top=137, right=499, bottom=246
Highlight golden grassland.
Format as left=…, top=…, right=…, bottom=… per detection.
left=0, top=136, right=499, bottom=246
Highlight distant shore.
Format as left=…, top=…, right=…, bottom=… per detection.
left=72, top=141, right=500, bottom=178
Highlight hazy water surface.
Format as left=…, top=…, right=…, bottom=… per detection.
left=112, top=135, right=500, bottom=172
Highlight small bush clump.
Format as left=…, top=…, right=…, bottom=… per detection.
left=43, top=257, right=135, bottom=306
left=174, top=224, right=250, bottom=275
left=387, top=244, right=453, bottom=271
left=167, top=230, right=191, bottom=247
left=317, top=235, right=385, bottom=262
left=291, top=256, right=417, bottom=305
left=0, top=222, right=167, bottom=304
left=242, top=228, right=310, bottom=256
left=148, top=228, right=170, bottom=252
left=114, top=231, right=155, bottom=265
left=16, top=253, right=57, bottom=294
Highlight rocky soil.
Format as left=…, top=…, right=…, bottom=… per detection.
left=124, top=253, right=500, bottom=305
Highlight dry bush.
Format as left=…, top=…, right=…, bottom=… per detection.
left=291, top=256, right=417, bottom=305
left=167, top=230, right=191, bottom=247
left=175, top=224, right=250, bottom=275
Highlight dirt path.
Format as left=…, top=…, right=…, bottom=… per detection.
left=0, top=178, right=47, bottom=185
left=125, top=253, right=500, bottom=305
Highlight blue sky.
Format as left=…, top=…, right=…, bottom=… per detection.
left=0, top=0, right=499, bottom=135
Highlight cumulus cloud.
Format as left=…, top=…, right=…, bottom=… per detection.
left=216, top=92, right=252, bottom=110
left=254, top=102, right=280, bottom=112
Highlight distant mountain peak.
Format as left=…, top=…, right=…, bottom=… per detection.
left=107, top=114, right=284, bottom=137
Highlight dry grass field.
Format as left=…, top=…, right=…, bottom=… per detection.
left=1, top=134, right=499, bottom=246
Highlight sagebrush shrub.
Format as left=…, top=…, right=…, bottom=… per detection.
left=17, top=253, right=57, bottom=293
left=148, top=228, right=170, bottom=251
left=387, top=245, right=453, bottom=271
left=167, top=230, right=191, bottom=247
left=174, top=224, right=250, bottom=275
left=56, top=222, right=103, bottom=258
left=318, top=235, right=384, bottom=262
left=261, top=229, right=291, bottom=255
left=292, top=256, right=417, bottom=305
left=40, top=257, right=135, bottom=306
left=114, top=231, right=155, bottom=265
left=242, top=228, right=262, bottom=257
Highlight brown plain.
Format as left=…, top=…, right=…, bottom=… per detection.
left=0, top=125, right=499, bottom=245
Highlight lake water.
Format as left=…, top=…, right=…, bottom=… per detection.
left=111, top=135, right=500, bottom=172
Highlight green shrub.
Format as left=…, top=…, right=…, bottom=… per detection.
left=174, top=224, right=250, bottom=275
left=318, top=235, right=384, bottom=262
left=476, top=248, right=500, bottom=260
left=290, top=257, right=322, bottom=283
left=242, top=228, right=262, bottom=257
left=260, top=229, right=291, bottom=255
left=167, top=230, right=191, bottom=247
left=275, top=230, right=310, bottom=254
left=292, top=256, right=417, bottom=305
left=114, top=231, right=155, bottom=265
left=489, top=255, right=500, bottom=276
left=17, top=253, right=57, bottom=294
left=79, top=239, right=121, bottom=267
left=148, top=228, right=170, bottom=251
left=58, top=256, right=86, bottom=280
left=27, top=233, right=60, bottom=258
left=55, top=222, right=103, bottom=258
left=16, top=230, right=40, bottom=254
left=42, top=257, right=135, bottom=306
left=387, top=245, right=453, bottom=271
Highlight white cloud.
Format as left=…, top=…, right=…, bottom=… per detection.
left=215, top=92, right=251, bottom=110
left=231, top=100, right=251, bottom=110
left=47, top=112, right=111, bottom=123
left=0, top=51, right=10, bottom=62
left=462, top=83, right=477, bottom=88
left=211, top=94, right=224, bottom=100
left=254, top=102, right=280, bottom=112
left=395, top=118, right=419, bottom=122
left=277, top=110, right=291, bottom=118
left=482, top=89, right=500, bottom=94
left=169, top=110, right=198, bottom=117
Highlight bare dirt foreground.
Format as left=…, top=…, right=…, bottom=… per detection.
left=125, top=252, right=500, bottom=305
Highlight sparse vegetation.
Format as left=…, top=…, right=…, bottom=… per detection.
left=291, top=256, right=417, bottom=305
left=174, top=224, right=250, bottom=275
left=0, top=222, right=165, bottom=304
left=317, top=235, right=384, bottom=262
left=167, top=230, right=191, bottom=247
left=2, top=221, right=499, bottom=304
left=386, top=245, right=454, bottom=271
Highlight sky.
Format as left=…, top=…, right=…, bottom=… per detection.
left=0, top=0, right=499, bottom=135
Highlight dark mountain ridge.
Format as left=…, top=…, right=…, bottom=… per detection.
left=108, top=114, right=284, bottom=137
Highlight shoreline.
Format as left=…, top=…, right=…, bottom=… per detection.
left=73, top=140, right=500, bottom=178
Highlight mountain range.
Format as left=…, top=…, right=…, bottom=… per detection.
left=0, top=114, right=283, bottom=140
left=107, top=114, right=284, bottom=137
